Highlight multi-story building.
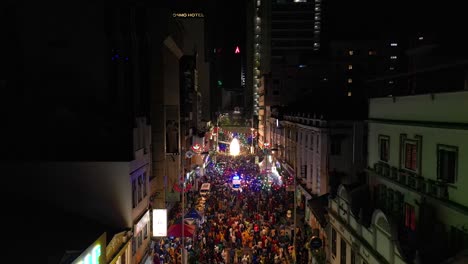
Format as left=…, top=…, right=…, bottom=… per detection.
left=328, top=90, right=468, bottom=264
left=268, top=106, right=367, bottom=262
left=0, top=3, right=207, bottom=262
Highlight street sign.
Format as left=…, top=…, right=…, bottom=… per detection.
left=310, top=236, right=323, bottom=250
left=185, top=150, right=194, bottom=159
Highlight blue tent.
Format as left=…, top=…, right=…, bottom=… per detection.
left=184, top=208, right=202, bottom=219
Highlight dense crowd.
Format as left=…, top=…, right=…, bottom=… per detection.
left=152, top=153, right=305, bottom=264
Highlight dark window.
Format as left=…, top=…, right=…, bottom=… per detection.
left=138, top=175, right=143, bottom=202
left=340, top=238, right=347, bottom=264
left=132, top=236, right=136, bottom=255
left=331, top=136, right=342, bottom=155
left=132, top=179, right=137, bottom=208
left=405, top=203, right=416, bottom=231
left=351, top=249, right=356, bottom=264
left=379, top=136, right=389, bottom=162
left=332, top=228, right=337, bottom=256
left=404, top=142, right=417, bottom=171
left=437, top=145, right=457, bottom=183
left=273, top=90, right=280, bottom=95
left=143, top=172, right=148, bottom=197
left=273, top=79, right=280, bottom=84
left=144, top=222, right=148, bottom=239
left=450, top=226, right=468, bottom=254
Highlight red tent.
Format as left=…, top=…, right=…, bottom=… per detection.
left=167, top=223, right=196, bottom=237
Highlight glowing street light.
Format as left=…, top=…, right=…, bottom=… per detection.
left=230, top=138, right=240, bottom=156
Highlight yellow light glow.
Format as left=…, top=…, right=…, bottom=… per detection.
left=230, top=138, right=240, bottom=156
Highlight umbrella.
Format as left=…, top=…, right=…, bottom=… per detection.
left=184, top=208, right=203, bottom=220
left=167, top=223, right=196, bottom=237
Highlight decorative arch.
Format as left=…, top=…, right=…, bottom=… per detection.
left=337, top=184, right=349, bottom=202
left=371, top=209, right=391, bottom=235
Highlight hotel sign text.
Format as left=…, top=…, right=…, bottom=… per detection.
left=173, top=13, right=205, bottom=18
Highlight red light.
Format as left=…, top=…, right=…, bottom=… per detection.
left=235, top=46, right=240, bottom=54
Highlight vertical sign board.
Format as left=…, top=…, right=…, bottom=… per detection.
left=152, top=209, right=168, bottom=237
left=73, top=232, right=106, bottom=264
left=165, top=105, right=180, bottom=154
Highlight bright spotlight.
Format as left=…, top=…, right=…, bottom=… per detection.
left=230, top=138, right=240, bottom=156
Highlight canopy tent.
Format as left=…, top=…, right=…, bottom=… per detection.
left=184, top=208, right=203, bottom=220
left=167, top=223, right=196, bottom=237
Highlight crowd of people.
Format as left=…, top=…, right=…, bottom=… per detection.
left=152, top=153, right=306, bottom=264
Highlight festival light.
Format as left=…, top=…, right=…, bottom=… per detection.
left=230, top=138, right=240, bottom=156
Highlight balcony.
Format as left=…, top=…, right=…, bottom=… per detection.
left=370, top=162, right=449, bottom=200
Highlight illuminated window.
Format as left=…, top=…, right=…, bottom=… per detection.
left=405, top=203, right=416, bottom=231
left=257, top=0, right=261, bottom=6
left=348, top=50, right=354, bottom=55
left=390, top=55, right=397, bottom=59
left=348, top=65, right=353, bottom=70
left=368, top=50, right=376, bottom=55
left=404, top=141, right=418, bottom=171
left=390, top=43, right=398, bottom=47
left=347, top=78, right=353, bottom=83
left=389, top=66, right=395, bottom=70
left=347, top=91, right=352, bottom=97
left=418, top=36, right=424, bottom=40
left=389, top=80, right=394, bottom=84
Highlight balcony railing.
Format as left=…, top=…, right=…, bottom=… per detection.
left=371, top=162, right=449, bottom=200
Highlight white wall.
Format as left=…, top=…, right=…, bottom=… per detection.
left=369, top=91, right=468, bottom=123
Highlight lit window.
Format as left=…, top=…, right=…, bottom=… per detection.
left=390, top=43, right=398, bottom=47
left=389, top=80, right=394, bottom=84
left=389, top=66, right=395, bottom=70
left=348, top=65, right=353, bottom=70
left=347, top=91, right=352, bottom=97
left=404, top=141, right=418, bottom=171
left=257, top=0, right=261, bottom=6
left=347, top=78, right=353, bottom=83
left=418, top=36, right=424, bottom=40
left=390, top=56, right=397, bottom=59
left=368, top=50, right=376, bottom=55
left=348, top=50, right=354, bottom=56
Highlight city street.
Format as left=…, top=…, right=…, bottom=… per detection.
left=186, top=152, right=304, bottom=264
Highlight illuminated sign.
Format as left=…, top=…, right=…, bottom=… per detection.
left=76, top=245, right=101, bottom=264
left=73, top=233, right=106, bottom=264
left=235, top=46, right=240, bottom=54
left=135, top=210, right=150, bottom=234
left=152, top=209, right=168, bottom=237
left=173, top=13, right=204, bottom=18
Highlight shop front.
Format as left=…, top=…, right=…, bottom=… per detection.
left=72, top=232, right=106, bottom=264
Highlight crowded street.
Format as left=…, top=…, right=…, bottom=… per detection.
left=151, top=150, right=308, bottom=264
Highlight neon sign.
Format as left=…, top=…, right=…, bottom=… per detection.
left=235, top=46, right=240, bottom=54
left=76, top=245, right=101, bottom=264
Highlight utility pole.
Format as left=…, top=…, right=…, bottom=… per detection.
left=293, top=170, right=297, bottom=264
